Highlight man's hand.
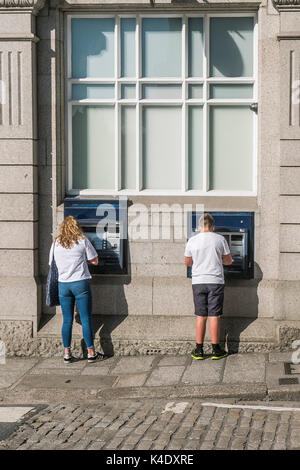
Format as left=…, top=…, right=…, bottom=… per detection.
left=222, top=254, right=233, bottom=266
left=185, top=256, right=193, bottom=267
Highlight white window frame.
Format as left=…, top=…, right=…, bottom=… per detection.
left=65, top=12, right=258, bottom=197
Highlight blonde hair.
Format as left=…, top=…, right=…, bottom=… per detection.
left=198, top=213, right=215, bottom=230
left=56, top=216, right=85, bottom=249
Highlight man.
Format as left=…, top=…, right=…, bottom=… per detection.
left=184, top=213, right=232, bottom=360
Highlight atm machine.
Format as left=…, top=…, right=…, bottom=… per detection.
left=187, top=212, right=254, bottom=279
left=64, top=198, right=128, bottom=275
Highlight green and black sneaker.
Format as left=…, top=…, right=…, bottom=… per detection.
left=191, top=347, right=205, bottom=360
left=211, top=345, right=228, bottom=360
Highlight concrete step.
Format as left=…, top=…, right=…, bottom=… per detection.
left=36, top=314, right=277, bottom=357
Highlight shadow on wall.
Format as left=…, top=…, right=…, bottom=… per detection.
left=220, top=263, right=263, bottom=354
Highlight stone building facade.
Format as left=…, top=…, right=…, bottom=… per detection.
left=0, top=0, right=300, bottom=356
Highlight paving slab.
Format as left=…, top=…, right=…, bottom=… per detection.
left=0, top=359, right=38, bottom=371
left=269, top=352, right=294, bottom=363
left=145, top=366, right=185, bottom=387
left=0, top=373, right=28, bottom=390
left=157, top=356, right=188, bottom=367
left=15, top=375, right=116, bottom=391
left=113, top=374, right=148, bottom=388
left=181, top=359, right=224, bottom=385
left=223, top=354, right=266, bottom=384
left=34, top=358, right=85, bottom=370
left=110, top=356, right=155, bottom=375
left=81, top=366, right=111, bottom=376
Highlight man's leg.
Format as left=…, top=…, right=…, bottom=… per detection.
left=207, top=284, right=227, bottom=359
left=208, top=316, right=220, bottom=344
left=196, top=316, right=208, bottom=344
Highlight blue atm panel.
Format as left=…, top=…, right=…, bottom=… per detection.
left=187, top=212, right=254, bottom=279
left=64, top=198, right=128, bottom=275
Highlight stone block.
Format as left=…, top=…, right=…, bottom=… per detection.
left=0, top=166, right=37, bottom=193
left=113, top=374, right=147, bottom=388
left=274, top=281, right=300, bottom=320
left=152, top=242, right=186, bottom=264
left=280, top=140, right=300, bottom=166
left=110, top=356, right=155, bottom=375
left=223, top=283, right=265, bottom=318
left=91, top=277, right=152, bottom=316
left=280, top=254, right=300, bottom=280
left=0, top=194, right=37, bottom=221
left=145, top=366, right=185, bottom=387
left=129, top=242, right=152, bottom=264
left=223, top=353, right=266, bottom=383
left=153, top=277, right=194, bottom=316
left=0, top=139, right=37, bottom=165
left=280, top=196, right=300, bottom=223
left=0, top=278, right=39, bottom=319
left=0, top=221, right=38, bottom=249
left=132, top=263, right=186, bottom=277
left=280, top=225, right=300, bottom=252
left=0, top=250, right=37, bottom=277
left=182, top=360, right=223, bottom=385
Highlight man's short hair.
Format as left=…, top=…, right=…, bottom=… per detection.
left=198, top=213, right=215, bottom=230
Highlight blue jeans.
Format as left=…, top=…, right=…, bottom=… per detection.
left=58, top=279, right=94, bottom=349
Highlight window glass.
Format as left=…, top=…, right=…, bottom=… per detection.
left=188, top=106, right=203, bottom=190
left=72, top=106, right=115, bottom=189
left=121, top=84, right=136, bottom=99
left=121, top=18, right=136, bottom=77
left=209, top=105, right=253, bottom=190
left=72, top=84, right=115, bottom=100
left=142, top=18, right=182, bottom=78
left=188, top=84, right=203, bottom=99
left=142, top=106, right=182, bottom=189
left=210, top=17, right=254, bottom=77
left=188, top=18, right=204, bottom=77
left=210, top=84, right=253, bottom=99
left=71, top=18, right=115, bottom=78
left=142, top=84, right=182, bottom=99
left=121, top=106, right=136, bottom=189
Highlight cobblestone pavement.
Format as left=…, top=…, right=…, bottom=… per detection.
left=1, top=399, right=300, bottom=450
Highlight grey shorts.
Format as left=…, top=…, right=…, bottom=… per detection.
left=192, top=283, right=225, bottom=317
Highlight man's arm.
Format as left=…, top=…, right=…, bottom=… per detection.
left=222, top=254, right=233, bottom=266
left=185, top=256, right=193, bottom=267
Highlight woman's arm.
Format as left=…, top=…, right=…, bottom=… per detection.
left=90, top=256, right=99, bottom=266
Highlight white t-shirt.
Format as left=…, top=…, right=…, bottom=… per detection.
left=49, top=237, right=98, bottom=282
left=184, top=232, right=230, bottom=285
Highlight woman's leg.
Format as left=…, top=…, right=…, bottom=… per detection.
left=72, top=280, right=94, bottom=353
left=58, top=282, right=75, bottom=350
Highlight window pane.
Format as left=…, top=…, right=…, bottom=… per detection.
left=121, top=106, right=136, bottom=189
left=209, top=17, right=254, bottom=77
left=142, top=106, right=181, bottom=189
left=121, top=84, right=136, bottom=99
left=188, top=84, right=203, bottom=99
left=142, top=84, right=182, bottom=99
left=72, top=84, right=115, bottom=100
left=209, top=105, right=253, bottom=190
left=121, top=18, right=136, bottom=77
left=71, top=18, right=115, bottom=78
left=142, top=18, right=182, bottom=78
left=188, top=18, right=204, bottom=77
left=72, top=106, right=115, bottom=189
left=210, top=84, right=253, bottom=99
left=188, top=106, right=203, bottom=190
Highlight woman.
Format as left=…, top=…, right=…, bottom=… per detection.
left=49, top=215, right=102, bottom=363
